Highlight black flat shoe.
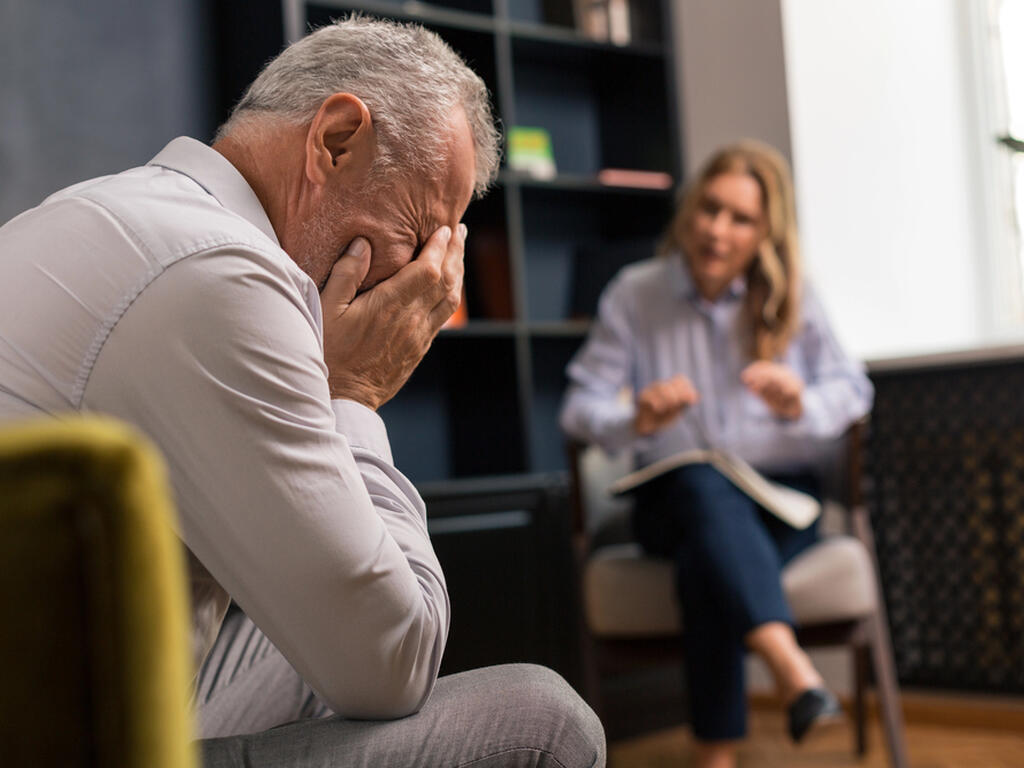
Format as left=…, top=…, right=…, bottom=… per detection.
left=788, top=687, right=843, bottom=743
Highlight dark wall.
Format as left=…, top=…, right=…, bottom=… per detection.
left=0, top=0, right=217, bottom=222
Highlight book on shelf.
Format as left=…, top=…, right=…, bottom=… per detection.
left=572, top=0, right=609, bottom=41
left=609, top=449, right=821, bottom=530
left=569, top=0, right=630, bottom=44
left=597, top=168, right=673, bottom=189
left=607, top=0, right=631, bottom=45
left=507, top=126, right=556, bottom=180
left=571, top=0, right=631, bottom=44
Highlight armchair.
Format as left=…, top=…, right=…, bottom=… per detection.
left=566, top=420, right=909, bottom=767
left=0, top=417, right=196, bottom=768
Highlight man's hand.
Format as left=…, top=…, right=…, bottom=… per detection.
left=741, top=360, right=804, bottom=420
left=634, top=375, right=699, bottom=436
left=320, top=224, right=466, bottom=410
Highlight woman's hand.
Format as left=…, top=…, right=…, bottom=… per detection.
left=634, top=376, right=700, bottom=436
left=741, top=361, right=804, bottom=420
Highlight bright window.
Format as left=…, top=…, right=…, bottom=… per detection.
left=971, top=0, right=1024, bottom=333
left=995, top=1, right=1024, bottom=304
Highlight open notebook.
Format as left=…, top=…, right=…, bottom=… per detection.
left=608, top=448, right=821, bottom=530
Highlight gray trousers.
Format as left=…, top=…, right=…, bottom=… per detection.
left=196, top=607, right=606, bottom=767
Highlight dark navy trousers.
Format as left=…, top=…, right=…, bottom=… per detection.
left=633, top=463, right=819, bottom=741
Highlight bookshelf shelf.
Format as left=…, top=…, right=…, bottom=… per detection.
left=306, top=0, right=497, bottom=33
left=525, top=321, right=591, bottom=337
left=501, top=171, right=674, bottom=196
left=440, top=320, right=519, bottom=337
left=267, top=0, right=681, bottom=482
left=505, top=20, right=663, bottom=55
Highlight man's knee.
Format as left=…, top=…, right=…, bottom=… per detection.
left=462, top=664, right=606, bottom=768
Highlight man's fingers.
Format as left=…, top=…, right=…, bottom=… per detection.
left=388, top=225, right=459, bottom=306
left=426, top=225, right=467, bottom=330
left=317, top=224, right=469, bottom=410
left=427, top=267, right=465, bottom=329
left=320, top=237, right=371, bottom=315
left=419, top=225, right=453, bottom=269
left=445, top=223, right=468, bottom=289
left=439, top=223, right=467, bottom=300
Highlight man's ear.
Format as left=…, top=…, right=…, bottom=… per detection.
left=304, top=93, right=376, bottom=187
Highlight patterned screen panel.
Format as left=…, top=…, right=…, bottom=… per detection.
left=866, top=359, right=1024, bottom=692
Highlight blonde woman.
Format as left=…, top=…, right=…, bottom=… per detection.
left=560, top=141, right=872, bottom=768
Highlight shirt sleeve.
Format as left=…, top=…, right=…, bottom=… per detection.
left=559, top=272, right=637, bottom=456
left=728, top=284, right=874, bottom=468
left=83, top=248, right=448, bottom=719
left=792, top=287, right=874, bottom=438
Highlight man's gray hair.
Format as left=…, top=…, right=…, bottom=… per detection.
left=217, top=16, right=501, bottom=197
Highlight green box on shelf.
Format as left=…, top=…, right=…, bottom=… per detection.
left=507, top=126, right=557, bottom=180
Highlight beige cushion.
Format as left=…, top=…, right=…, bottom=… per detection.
left=583, top=536, right=877, bottom=638
left=783, top=535, right=877, bottom=624
left=584, top=544, right=680, bottom=637
left=578, top=444, right=634, bottom=535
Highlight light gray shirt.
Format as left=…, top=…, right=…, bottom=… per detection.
left=0, top=137, right=449, bottom=719
left=560, top=254, right=873, bottom=473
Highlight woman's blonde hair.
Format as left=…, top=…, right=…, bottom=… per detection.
left=663, top=140, right=801, bottom=361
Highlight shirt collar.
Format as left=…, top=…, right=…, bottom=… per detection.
left=148, top=137, right=280, bottom=246
left=668, top=249, right=748, bottom=304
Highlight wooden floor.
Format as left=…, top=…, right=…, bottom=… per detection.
left=608, top=705, right=1024, bottom=768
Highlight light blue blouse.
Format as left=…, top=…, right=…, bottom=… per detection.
left=559, top=253, right=874, bottom=474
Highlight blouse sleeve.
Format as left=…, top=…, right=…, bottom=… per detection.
left=729, top=284, right=874, bottom=468
left=791, top=286, right=874, bottom=439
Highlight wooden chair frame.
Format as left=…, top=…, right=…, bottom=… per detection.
left=565, top=420, right=909, bottom=767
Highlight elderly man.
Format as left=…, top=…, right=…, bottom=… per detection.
left=0, top=16, right=605, bottom=768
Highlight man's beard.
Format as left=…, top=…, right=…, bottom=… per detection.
left=293, top=196, right=349, bottom=292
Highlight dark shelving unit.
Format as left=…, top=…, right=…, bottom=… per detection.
left=281, top=0, right=681, bottom=482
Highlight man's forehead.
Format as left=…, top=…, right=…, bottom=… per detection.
left=437, top=142, right=476, bottom=213
left=400, top=115, right=476, bottom=236
left=446, top=108, right=477, bottom=193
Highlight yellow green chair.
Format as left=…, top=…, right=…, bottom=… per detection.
left=0, top=416, right=197, bottom=768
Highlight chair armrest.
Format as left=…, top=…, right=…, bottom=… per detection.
left=565, top=439, right=588, bottom=539
left=845, top=415, right=870, bottom=509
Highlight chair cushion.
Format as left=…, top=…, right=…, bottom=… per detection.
left=578, top=444, right=634, bottom=535
left=583, top=536, right=876, bottom=638
left=584, top=543, right=680, bottom=637
left=783, top=536, right=877, bottom=625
